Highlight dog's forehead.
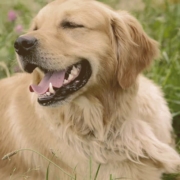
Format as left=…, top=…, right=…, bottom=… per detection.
left=35, top=0, right=110, bottom=28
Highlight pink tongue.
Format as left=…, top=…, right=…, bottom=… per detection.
left=30, top=70, right=65, bottom=95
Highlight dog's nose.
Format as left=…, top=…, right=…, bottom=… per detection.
left=14, top=36, right=37, bottom=55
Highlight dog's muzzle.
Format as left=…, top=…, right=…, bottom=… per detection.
left=14, top=36, right=37, bottom=56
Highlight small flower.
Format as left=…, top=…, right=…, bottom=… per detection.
left=15, top=25, right=23, bottom=34
left=8, top=10, right=17, bottom=22
left=13, top=65, right=22, bottom=73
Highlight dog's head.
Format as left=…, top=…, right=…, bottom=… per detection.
left=14, top=0, right=159, bottom=106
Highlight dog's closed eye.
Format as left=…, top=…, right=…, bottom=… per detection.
left=33, top=26, right=38, bottom=31
left=61, top=21, right=84, bottom=29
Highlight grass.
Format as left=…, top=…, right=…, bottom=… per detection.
left=0, top=0, right=180, bottom=179
left=135, top=1, right=180, bottom=178
left=135, top=0, right=180, bottom=122
left=135, top=0, right=180, bottom=149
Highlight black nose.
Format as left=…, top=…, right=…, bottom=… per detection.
left=14, top=36, right=37, bottom=55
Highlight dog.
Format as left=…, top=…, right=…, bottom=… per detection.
left=0, top=0, right=180, bottom=179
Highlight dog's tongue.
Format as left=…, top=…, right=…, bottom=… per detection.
left=30, top=70, right=65, bottom=95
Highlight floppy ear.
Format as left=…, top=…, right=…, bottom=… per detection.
left=111, top=11, right=159, bottom=89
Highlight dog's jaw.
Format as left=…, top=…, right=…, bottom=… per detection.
left=27, top=59, right=92, bottom=106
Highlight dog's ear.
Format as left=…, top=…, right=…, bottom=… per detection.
left=111, top=11, right=159, bottom=89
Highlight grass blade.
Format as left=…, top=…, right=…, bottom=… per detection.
left=93, top=164, right=101, bottom=180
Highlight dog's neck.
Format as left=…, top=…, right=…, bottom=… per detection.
left=33, top=79, right=139, bottom=163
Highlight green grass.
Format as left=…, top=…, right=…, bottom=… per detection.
left=0, top=0, right=180, bottom=179
left=135, top=0, right=180, bottom=143
left=136, top=2, right=180, bottom=178
left=136, top=0, right=180, bottom=117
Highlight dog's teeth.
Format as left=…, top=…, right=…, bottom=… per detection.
left=72, top=66, right=76, bottom=71
left=46, top=92, right=50, bottom=96
left=77, top=64, right=81, bottom=70
left=71, top=68, right=78, bottom=76
left=68, top=74, right=74, bottom=81
left=49, top=83, right=55, bottom=94
left=64, top=79, right=69, bottom=84
left=71, top=71, right=78, bottom=76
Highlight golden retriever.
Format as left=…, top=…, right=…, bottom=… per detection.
left=0, top=0, right=180, bottom=179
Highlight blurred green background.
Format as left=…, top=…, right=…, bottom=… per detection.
left=0, top=0, right=180, bottom=179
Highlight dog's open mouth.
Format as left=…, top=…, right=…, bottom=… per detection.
left=29, top=60, right=92, bottom=106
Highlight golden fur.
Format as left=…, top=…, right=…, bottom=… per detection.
left=0, top=0, right=180, bottom=179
